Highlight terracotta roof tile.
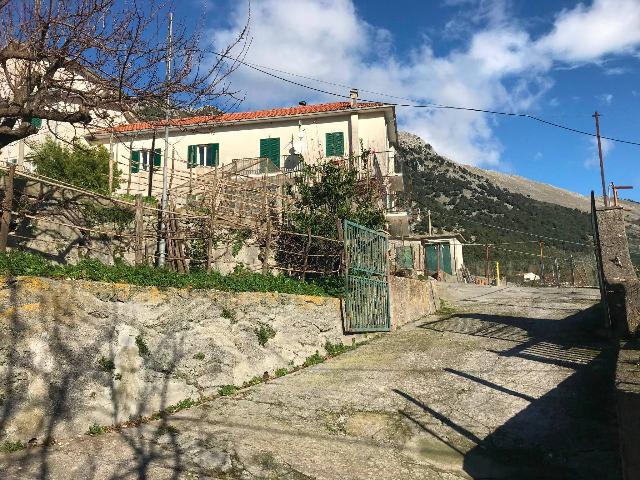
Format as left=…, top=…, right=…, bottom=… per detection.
left=103, top=101, right=387, bottom=134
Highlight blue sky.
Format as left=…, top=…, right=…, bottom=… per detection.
left=196, top=0, right=640, bottom=201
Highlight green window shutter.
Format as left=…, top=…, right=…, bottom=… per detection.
left=209, top=144, right=219, bottom=167
left=131, top=150, right=140, bottom=173
left=153, top=148, right=161, bottom=168
left=30, top=117, right=42, bottom=129
left=270, top=138, right=280, bottom=167
left=187, top=145, right=196, bottom=168
left=326, top=132, right=344, bottom=156
left=260, top=138, right=270, bottom=159
left=326, top=133, right=334, bottom=156
left=334, top=132, right=344, bottom=156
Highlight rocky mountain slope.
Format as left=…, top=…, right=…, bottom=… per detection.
left=396, top=132, right=640, bottom=273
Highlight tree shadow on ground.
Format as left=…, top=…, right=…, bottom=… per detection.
left=410, top=304, right=622, bottom=479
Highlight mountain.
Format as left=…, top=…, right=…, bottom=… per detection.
left=395, top=131, right=640, bottom=278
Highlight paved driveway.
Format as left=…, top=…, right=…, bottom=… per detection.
left=1, top=285, right=621, bottom=479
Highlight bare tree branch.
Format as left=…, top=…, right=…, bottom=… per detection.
left=0, top=0, right=250, bottom=149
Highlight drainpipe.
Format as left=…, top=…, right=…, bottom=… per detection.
left=348, top=89, right=359, bottom=159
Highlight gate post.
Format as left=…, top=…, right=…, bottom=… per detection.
left=0, top=164, right=16, bottom=253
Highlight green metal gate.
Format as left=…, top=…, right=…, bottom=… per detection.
left=343, top=220, right=391, bottom=332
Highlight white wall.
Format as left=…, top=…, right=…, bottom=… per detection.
left=104, top=109, right=395, bottom=196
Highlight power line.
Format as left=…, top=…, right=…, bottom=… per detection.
left=213, top=51, right=640, bottom=147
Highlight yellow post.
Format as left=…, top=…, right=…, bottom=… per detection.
left=496, top=261, right=500, bottom=285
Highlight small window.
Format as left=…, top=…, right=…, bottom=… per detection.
left=131, top=149, right=161, bottom=173
left=325, top=132, right=344, bottom=157
left=187, top=144, right=219, bottom=168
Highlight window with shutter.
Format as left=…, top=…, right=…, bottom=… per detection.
left=131, top=150, right=140, bottom=173
left=260, top=138, right=280, bottom=170
left=188, top=143, right=219, bottom=167
left=326, top=132, right=344, bottom=156
left=153, top=148, right=161, bottom=168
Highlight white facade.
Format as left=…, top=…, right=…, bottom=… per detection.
left=87, top=102, right=400, bottom=197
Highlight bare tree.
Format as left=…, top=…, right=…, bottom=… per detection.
left=0, top=0, right=249, bottom=149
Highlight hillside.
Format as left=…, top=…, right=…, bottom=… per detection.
left=395, top=132, right=640, bottom=280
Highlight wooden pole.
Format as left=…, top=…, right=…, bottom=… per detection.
left=570, top=254, right=575, bottom=287
left=0, top=164, right=16, bottom=253
left=593, top=111, right=609, bottom=207
left=302, top=228, right=311, bottom=281
left=262, top=214, right=272, bottom=275
left=485, top=244, right=490, bottom=282
left=538, top=240, right=544, bottom=283
left=134, top=194, right=144, bottom=265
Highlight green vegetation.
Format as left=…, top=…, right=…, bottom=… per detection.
left=165, top=398, right=195, bottom=414
left=193, top=352, right=205, bottom=361
left=218, top=385, right=237, bottom=396
left=117, top=194, right=158, bottom=206
left=29, top=137, right=119, bottom=195
left=221, top=307, right=236, bottom=320
left=398, top=139, right=597, bottom=277
left=80, top=202, right=134, bottom=232
left=88, top=423, right=105, bottom=435
left=0, top=440, right=25, bottom=453
left=97, top=356, right=115, bottom=371
left=286, top=157, right=385, bottom=238
left=302, top=351, right=324, bottom=367
left=324, top=341, right=356, bottom=356
left=0, top=251, right=339, bottom=297
left=242, top=375, right=264, bottom=388
left=275, top=367, right=288, bottom=378
left=254, top=322, right=276, bottom=346
left=135, top=335, right=150, bottom=357
left=231, top=229, right=252, bottom=257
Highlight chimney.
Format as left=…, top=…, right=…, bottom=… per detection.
left=350, top=88, right=358, bottom=108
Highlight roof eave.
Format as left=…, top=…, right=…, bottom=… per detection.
left=88, top=104, right=395, bottom=140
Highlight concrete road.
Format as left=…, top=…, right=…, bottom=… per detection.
left=1, top=285, right=621, bottom=479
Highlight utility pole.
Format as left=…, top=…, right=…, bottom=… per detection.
left=538, top=240, right=544, bottom=283
left=147, top=129, right=157, bottom=198
left=593, top=111, right=608, bottom=207
left=485, top=244, right=490, bottom=283
left=159, top=12, right=173, bottom=267
left=427, top=209, right=432, bottom=236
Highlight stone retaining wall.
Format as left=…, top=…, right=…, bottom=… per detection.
left=0, top=275, right=437, bottom=443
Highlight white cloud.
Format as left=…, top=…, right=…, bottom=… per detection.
left=211, top=0, right=640, bottom=167
left=597, top=93, right=614, bottom=105
left=584, top=136, right=614, bottom=169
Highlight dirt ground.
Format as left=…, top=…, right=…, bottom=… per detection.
left=0, top=284, right=622, bottom=479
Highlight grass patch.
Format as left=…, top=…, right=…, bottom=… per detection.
left=165, top=398, right=195, bottom=414
left=135, top=335, right=150, bottom=357
left=218, top=385, right=237, bottom=396
left=193, top=352, right=205, bottom=361
left=275, top=367, right=288, bottom=378
left=302, top=351, right=324, bottom=367
left=0, top=440, right=25, bottom=453
left=324, top=341, right=356, bottom=356
left=254, top=323, right=276, bottom=346
left=88, top=423, right=105, bottom=436
left=97, top=356, right=115, bottom=371
left=0, top=251, right=339, bottom=297
left=242, top=375, right=264, bottom=388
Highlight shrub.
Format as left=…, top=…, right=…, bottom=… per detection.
left=254, top=323, right=276, bottom=346
left=324, top=341, right=355, bottom=356
left=165, top=398, right=195, bottom=414
left=193, top=352, right=205, bottom=361
left=29, top=137, right=119, bottom=194
left=275, top=367, right=288, bottom=378
left=97, top=356, right=115, bottom=371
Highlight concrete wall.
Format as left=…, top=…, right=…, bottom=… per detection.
left=390, top=276, right=439, bottom=330
left=594, top=206, right=640, bottom=337
left=0, top=275, right=437, bottom=443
